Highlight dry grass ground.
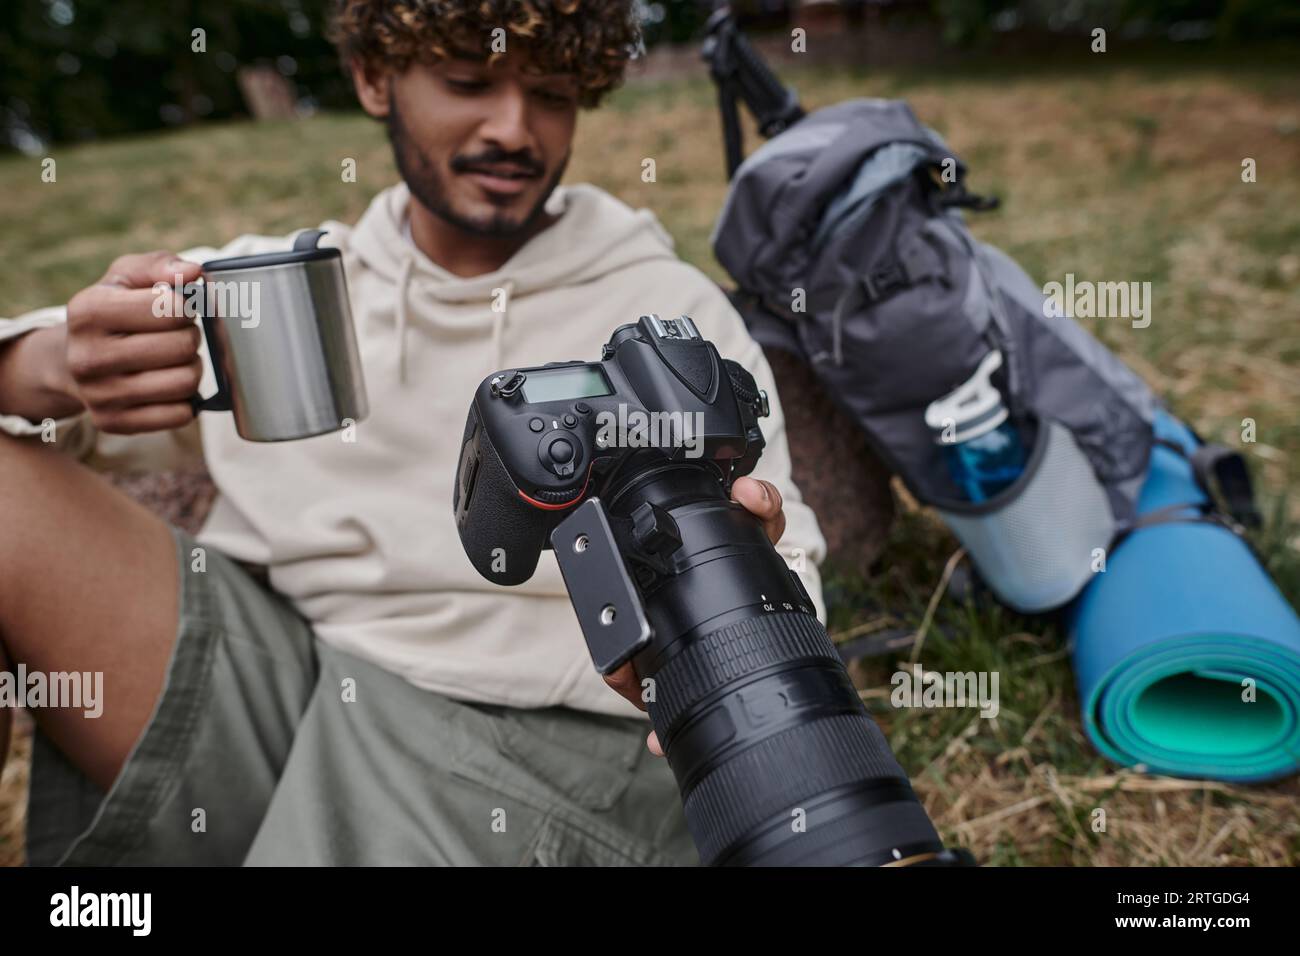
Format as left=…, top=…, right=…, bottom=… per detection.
left=1, top=46, right=1297, bottom=866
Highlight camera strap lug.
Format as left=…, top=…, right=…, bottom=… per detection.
left=550, top=498, right=653, bottom=675
left=489, top=371, right=526, bottom=398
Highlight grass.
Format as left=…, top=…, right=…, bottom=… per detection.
left=2, top=46, right=1298, bottom=866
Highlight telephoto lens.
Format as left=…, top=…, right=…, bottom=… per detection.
left=571, top=452, right=972, bottom=867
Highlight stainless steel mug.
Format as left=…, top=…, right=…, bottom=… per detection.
left=190, top=229, right=369, bottom=442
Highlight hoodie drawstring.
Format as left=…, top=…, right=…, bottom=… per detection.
left=394, top=255, right=414, bottom=385
left=491, top=279, right=515, bottom=369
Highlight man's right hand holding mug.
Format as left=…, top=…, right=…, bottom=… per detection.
left=0, top=251, right=203, bottom=435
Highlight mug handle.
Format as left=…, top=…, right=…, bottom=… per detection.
left=189, top=277, right=233, bottom=414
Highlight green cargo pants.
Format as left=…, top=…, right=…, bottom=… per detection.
left=24, top=527, right=698, bottom=866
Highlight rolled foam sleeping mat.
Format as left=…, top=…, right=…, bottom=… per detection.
left=1067, top=411, right=1300, bottom=782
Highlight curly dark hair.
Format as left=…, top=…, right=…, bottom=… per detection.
left=329, top=0, right=643, bottom=108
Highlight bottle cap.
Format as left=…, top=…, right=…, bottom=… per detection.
left=924, top=349, right=1009, bottom=444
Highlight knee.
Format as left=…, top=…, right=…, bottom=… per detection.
left=0, top=432, right=63, bottom=600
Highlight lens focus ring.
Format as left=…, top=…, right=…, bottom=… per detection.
left=648, top=611, right=839, bottom=739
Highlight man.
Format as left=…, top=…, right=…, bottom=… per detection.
left=0, top=0, right=826, bottom=865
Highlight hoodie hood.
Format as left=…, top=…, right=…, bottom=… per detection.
left=348, top=182, right=680, bottom=379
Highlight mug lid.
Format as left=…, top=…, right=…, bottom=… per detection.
left=203, top=229, right=339, bottom=272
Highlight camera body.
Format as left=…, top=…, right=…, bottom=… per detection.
left=455, top=314, right=767, bottom=576
left=454, top=314, right=795, bottom=674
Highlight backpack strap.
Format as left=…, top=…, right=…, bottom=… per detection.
left=916, top=164, right=1001, bottom=214
left=1111, top=500, right=1248, bottom=557
left=1191, top=442, right=1261, bottom=529
left=1152, top=437, right=1261, bottom=529
left=933, top=181, right=1001, bottom=212
left=826, top=233, right=950, bottom=365
left=861, top=231, right=951, bottom=304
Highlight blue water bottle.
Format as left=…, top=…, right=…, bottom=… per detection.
left=924, top=350, right=1027, bottom=503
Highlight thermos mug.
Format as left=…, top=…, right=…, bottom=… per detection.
left=190, top=229, right=369, bottom=442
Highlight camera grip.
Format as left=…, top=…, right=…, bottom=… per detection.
left=454, top=407, right=551, bottom=586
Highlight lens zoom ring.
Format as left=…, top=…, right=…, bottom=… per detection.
left=651, top=612, right=838, bottom=735
left=682, top=712, right=908, bottom=866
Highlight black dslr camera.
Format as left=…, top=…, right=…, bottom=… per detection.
left=453, top=315, right=971, bottom=867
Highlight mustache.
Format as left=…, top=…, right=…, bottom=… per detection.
left=451, top=150, right=545, bottom=177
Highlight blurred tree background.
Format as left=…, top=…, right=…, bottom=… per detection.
left=1, top=0, right=349, bottom=151
left=2, top=0, right=1298, bottom=152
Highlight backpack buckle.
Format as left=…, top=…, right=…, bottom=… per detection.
left=861, top=261, right=909, bottom=303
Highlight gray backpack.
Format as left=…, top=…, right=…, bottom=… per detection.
left=711, top=97, right=1160, bottom=613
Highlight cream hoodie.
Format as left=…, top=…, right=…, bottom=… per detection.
left=0, top=182, right=827, bottom=718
